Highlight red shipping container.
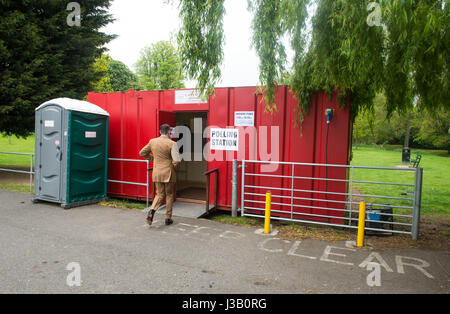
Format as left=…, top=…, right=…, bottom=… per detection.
left=88, top=86, right=352, bottom=224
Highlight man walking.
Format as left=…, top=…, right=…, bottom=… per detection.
left=139, top=124, right=181, bottom=226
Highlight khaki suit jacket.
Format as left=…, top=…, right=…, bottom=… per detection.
left=139, top=135, right=181, bottom=183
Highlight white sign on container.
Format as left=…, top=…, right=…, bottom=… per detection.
left=234, top=111, right=255, bottom=127
left=175, top=90, right=207, bottom=104
left=210, top=128, right=239, bottom=151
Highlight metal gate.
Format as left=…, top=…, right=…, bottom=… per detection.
left=239, top=160, right=423, bottom=240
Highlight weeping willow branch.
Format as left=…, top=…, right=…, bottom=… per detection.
left=177, top=0, right=225, bottom=98
left=176, top=0, right=449, bottom=126
left=248, top=0, right=285, bottom=112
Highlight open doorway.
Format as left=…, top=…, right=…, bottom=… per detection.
left=174, top=111, right=208, bottom=202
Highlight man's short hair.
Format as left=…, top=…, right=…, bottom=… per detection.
left=160, top=124, right=171, bottom=135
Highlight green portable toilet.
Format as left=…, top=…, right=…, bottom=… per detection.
left=32, top=98, right=109, bottom=209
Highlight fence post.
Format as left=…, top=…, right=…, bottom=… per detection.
left=348, top=167, right=354, bottom=226
left=231, top=160, right=238, bottom=217
left=264, top=192, right=272, bottom=234
left=290, top=164, right=294, bottom=219
left=411, top=167, right=423, bottom=240
left=146, top=160, right=149, bottom=208
left=241, top=160, right=245, bottom=217
left=30, top=154, right=34, bottom=193
left=357, top=202, right=366, bottom=247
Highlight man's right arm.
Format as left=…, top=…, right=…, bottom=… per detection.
left=171, top=142, right=181, bottom=170
left=139, top=141, right=154, bottom=162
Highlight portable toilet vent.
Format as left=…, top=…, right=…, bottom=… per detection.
left=32, top=98, right=109, bottom=209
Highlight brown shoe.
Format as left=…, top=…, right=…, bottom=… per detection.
left=147, top=210, right=156, bottom=225
left=165, top=218, right=173, bottom=226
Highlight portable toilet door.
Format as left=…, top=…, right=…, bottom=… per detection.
left=33, top=98, right=110, bottom=209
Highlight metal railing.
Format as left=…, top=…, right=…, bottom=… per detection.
left=239, top=160, right=423, bottom=240
left=0, top=151, right=35, bottom=192
left=107, top=158, right=151, bottom=208
left=204, top=168, right=219, bottom=214
left=0, top=154, right=153, bottom=206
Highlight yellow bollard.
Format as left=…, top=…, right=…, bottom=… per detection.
left=357, top=202, right=366, bottom=247
left=264, top=192, right=272, bottom=234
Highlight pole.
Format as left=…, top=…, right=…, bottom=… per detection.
left=30, top=154, right=34, bottom=193
left=357, top=202, right=366, bottom=247
left=264, top=192, right=272, bottom=234
left=412, top=168, right=423, bottom=240
left=146, top=160, right=149, bottom=208
left=231, top=160, right=238, bottom=217
left=241, top=160, right=245, bottom=217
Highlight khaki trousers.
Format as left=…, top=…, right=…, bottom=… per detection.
left=151, top=182, right=175, bottom=219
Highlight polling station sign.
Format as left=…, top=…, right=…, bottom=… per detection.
left=210, top=128, right=239, bottom=151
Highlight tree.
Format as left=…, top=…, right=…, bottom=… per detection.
left=91, top=54, right=114, bottom=93
left=0, top=0, right=115, bottom=138
left=353, top=92, right=450, bottom=153
left=353, top=93, right=416, bottom=146
left=176, top=0, right=449, bottom=122
left=107, top=60, right=139, bottom=92
left=414, top=109, right=450, bottom=154
left=91, top=55, right=139, bottom=92
left=135, top=41, right=185, bottom=91
left=177, top=0, right=225, bottom=96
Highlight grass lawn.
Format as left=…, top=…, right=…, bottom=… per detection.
left=351, top=145, right=449, bottom=217
left=0, top=134, right=35, bottom=169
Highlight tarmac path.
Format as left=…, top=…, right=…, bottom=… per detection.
left=0, top=190, right=448, bottom=294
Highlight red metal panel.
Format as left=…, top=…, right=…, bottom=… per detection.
left=88, top=91, right=160, bottom=201
left=88, top=92, right=126, bottom=198
left=120, top=93, right=139, bottom=198
left=207, top=88, right=231, bottom=207
left=228, top=87, right=258, bottom=211
left=139, top=91, right=160, bottom=199
left=285, top=89, right=316, bottom=222
left=108, top=93, right=125, bottom=198
left=311, top=91, right=350, bottom=225
left=253, top=87, right=287, bottom=217
left=311, top=92, right=330, bottom=223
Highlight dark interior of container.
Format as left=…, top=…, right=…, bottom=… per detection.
left=174, top=111, right=208, bottom=202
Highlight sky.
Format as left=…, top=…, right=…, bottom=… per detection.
left=101, top=0, right=296, bottom=88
